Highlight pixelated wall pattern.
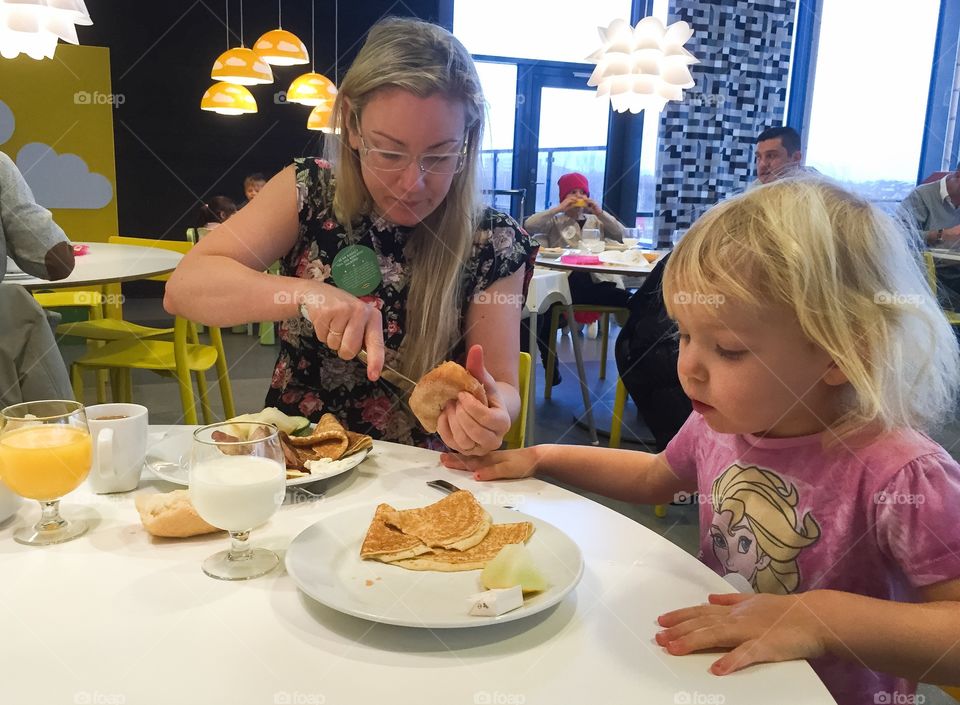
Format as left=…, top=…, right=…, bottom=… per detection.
left=655, top=0, right=796, bottom=243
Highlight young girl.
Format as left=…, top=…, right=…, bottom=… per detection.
left=443, top=178, right=960, bottom=704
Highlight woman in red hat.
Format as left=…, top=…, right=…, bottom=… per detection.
left=523, top=172, right=630, bottom=384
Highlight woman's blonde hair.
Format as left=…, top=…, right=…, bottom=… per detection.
left=326, top=17, right=485, bottom=378
left=663, top=176, right=960, bottom=441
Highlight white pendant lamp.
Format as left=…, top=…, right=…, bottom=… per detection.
left=0, top=0, right=92, bottom=60
left=587, top=17, right=698, bottom=114
left=254, top=2, right=308, bottom=66
left=287, top=0, right=336, bottom=107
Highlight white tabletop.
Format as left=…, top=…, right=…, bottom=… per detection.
left=929, top=247, right=960, bottom=263
left=6, top=241, right=183, bottom=290
left=0, top=427, right=836, bottom=705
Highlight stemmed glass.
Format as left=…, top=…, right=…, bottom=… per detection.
left=189, top=422, right=286, bottom=580
left=0, top=400, right=92, bottom=545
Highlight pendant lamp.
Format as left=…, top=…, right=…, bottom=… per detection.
left=0, top=0, right=92, bottom=60
left=253, top=2, right=307, bottom=66
left=210, top=0, right=273, bottom=85
left=587, top=17, right=698, bottom=114
left=306, top=102, right=334, bottom=132
left=287, top=0, right=336, bottom=107
left=201, top=81, right=257, bottom=115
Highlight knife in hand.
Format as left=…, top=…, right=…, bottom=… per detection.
left=357, top=349, right=416, bottom=395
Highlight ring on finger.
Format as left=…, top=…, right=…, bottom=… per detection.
left=328, top=328, right=344, bottom=337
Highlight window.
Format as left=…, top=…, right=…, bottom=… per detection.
left=804, top=0, right=941, bottom=205
left=453, top=0, right=633, bottom=63
left=475, top=61, right=517, bottom=213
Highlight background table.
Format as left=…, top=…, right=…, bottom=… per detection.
left=6, top=241, right=182, bottom=290
left=0, top=427, right=837, bottom=705
left=535, top=253, right=658, bottom=278
left=929, top=247, right=960, bottom=263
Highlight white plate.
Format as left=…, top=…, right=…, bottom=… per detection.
left=145, top=430, right=370, bottom=487
left=285, top=504, right=584, bottom=628
left=3, top=270, right=32, bottom=280
left=537, top=247, right=565, bottom=259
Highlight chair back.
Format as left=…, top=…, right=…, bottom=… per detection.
left=503, top=352, right=531, bottom=450
left=923, top=251, right=938, bottom=293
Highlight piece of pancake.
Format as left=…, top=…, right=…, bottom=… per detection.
left=383, top=490, right=491, bottom=551
left=344, top=431, right=373, bottom=456
left=359, top=503, right=432, bottom=562
left=409, top=361, right=487, bottom=433
left=391, top=522, right=535, bottom=572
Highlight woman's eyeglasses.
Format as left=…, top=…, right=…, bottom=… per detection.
left=357, top=131, right=467, bottom=175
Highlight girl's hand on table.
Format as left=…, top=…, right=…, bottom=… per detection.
left=655, top=592, right=828, bottom=675
left=441, top=446, right=538, bottom=481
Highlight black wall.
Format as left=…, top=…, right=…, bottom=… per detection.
left=77, top=0, right=441, bottom=240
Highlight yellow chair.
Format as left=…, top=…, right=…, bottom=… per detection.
left=70, top=316, right=235, bottom=425
left=942, top=686, right=960, bottom=702
left=544, top=304, right=628, bottom=399
left=923, top=252, right=960, bottom=327
left=503, top=352, right=532, bottom=450
left=609, top=376, right=667, bottom=518
left=66, top=236, right=235, bottom=423
left=33, top=289, right=110, bottom=403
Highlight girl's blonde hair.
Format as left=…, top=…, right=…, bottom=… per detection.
left=663, top=176, right=960, bottom=440
left=326, top=17, right=485, bottom=379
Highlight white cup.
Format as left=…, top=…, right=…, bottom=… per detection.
left=85, top=403, right=148, bottom=494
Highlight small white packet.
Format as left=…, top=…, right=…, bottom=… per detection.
left=468, top=585, right=524, bottom=617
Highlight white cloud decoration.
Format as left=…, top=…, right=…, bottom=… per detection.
left=0, top=99, right=13, bottom=145
left=586, top=17, right=698, bottom=114
left=16, top=142, right=112, bottom=208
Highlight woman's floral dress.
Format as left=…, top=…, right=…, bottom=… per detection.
left=264, top=158, right=538, bottom=449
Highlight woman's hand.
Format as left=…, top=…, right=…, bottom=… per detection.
left=436, top=345, right=512, bottom=455
left=441, top=446, right=538, bottom=481
left=655, top=592, right=829, bottom=675
left=300, top=284, right=385, bottom=380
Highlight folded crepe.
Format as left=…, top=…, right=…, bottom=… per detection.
left=383, top=490, right=491, bottom=551
left=360, top=503, right=433, bottom=562
left=391, top=522, right=535, bottom=572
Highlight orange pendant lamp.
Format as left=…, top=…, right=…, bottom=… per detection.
left=287, top=0, right=336, bottom=107
left=201, top=1, right=258, bottom=115
left=210, top=0, right=273, bottom=85
left=253, top=2, right=308, bottom=66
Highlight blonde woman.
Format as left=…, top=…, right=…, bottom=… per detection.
left=165, top=18, right=536, bottom=452
left=444, top=177, right=960, bottom=703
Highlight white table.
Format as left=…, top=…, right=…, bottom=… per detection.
left=0, top=428, right=837, bottom=705
left=526, top=268, right=597, bottom=445
left=929, top=247, right=960, bottom=263
left=535, top=253, right=658, bottom=278
left=6, top=241, right=183, bottom=290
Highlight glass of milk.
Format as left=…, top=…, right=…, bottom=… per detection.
left=189, top=422, right=286, bottom=580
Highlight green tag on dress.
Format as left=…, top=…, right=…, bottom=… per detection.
left=331, top=244, right=382, bottom=296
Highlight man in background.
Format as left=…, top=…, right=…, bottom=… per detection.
left=752, top=125, right=805, bottom=186
left=900, top=165, right=960, bottom=307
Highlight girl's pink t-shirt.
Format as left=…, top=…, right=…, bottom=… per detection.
left=666, top=412, right=960, bottom=705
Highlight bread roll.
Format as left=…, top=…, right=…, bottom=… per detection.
left=409, top=361, right=487, bottom=433
left=135, top=490, right=221, bottom=538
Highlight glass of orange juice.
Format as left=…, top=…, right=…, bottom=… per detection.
left=0, top=400, right=92, bottom=545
